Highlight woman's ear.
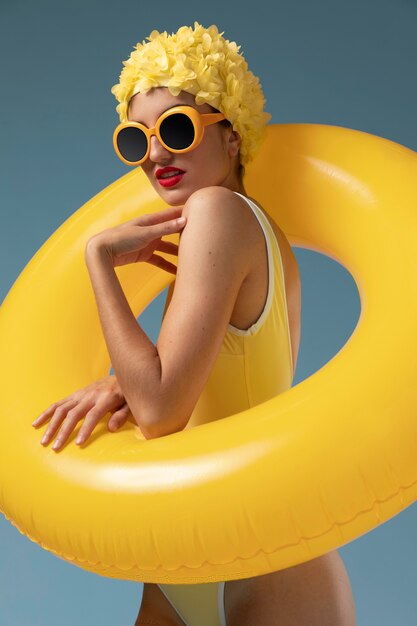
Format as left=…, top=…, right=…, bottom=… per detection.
left=227, top=129, right=242, bottom=158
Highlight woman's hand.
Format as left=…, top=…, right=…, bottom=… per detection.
left=86, top=206, right=187, bottom=272
left=31, top=375, right=132, bottom=451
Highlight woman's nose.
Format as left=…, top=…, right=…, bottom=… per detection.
left=148, top=134, right=171, bottom=163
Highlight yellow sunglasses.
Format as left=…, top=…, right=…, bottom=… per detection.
left=113, top=105, right=226, bottom=166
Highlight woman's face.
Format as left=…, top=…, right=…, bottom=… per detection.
left=127, top=87, right=243, bottom=206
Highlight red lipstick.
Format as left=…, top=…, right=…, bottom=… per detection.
left=156, top=166, right=186, bottom=188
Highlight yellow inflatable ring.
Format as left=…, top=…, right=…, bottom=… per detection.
left=1, top=123, right=417, bottom=584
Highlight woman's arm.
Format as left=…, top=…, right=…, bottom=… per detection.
left=85, top=186, right=253, bottom=438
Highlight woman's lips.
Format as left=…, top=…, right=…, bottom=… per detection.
left=157, top=172, right=185, bottom=188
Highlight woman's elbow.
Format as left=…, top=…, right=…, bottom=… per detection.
left=135, top=405, right=190, bottom=439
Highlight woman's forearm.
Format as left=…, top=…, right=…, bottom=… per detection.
left=84, top=241, right=164, bottom=438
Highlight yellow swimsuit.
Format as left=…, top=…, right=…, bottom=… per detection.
left=156, top=192, right=294, bottom=626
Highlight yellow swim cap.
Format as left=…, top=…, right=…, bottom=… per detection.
left=110, top=22, right=272, bottom=166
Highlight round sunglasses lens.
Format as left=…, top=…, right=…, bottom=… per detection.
left=116, top=126, right=147, bottom=163
left=160, top=113, right=195, bottom=150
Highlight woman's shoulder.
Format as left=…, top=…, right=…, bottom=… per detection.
left=179, top=186, right=259, bottom=268
left=182, top=185, right=256, bottom=225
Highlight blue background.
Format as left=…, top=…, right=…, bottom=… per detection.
left=1, top=1, right=417, bottom=624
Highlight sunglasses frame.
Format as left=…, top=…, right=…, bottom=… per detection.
left=113, top=105, right=226, bottom=166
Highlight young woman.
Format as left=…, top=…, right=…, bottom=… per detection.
left=32, top=23, right=356, bottom=626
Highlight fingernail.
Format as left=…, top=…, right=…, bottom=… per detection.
left=41, top=435, right=48, bottom=444
left=52, top=440, right=61, bottom=450
left=177, top=217, right=186, bottom=223
left=75, top=435, right=83, bottom=445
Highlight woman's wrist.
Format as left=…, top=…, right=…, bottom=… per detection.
left=85, top=237, right=111, bottom=268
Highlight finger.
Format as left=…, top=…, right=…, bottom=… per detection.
left=118, top=207, right=184, bottom=229
left=74, top=399, right=116, bottom=445
left=137, top=207, right=184, bottom=226
left=145, top=217, right=186, bottom=240
left=156, top=240, right=179, bottom=256
left=32, top=385, right=89, bottom=427
left=32, top=401, right=63, bottom=427
left=50, top=400, right=100, bottom=450
left=108, top=403, right=130, bottom=432
left=39, top=400, right=78, bottom=446
left=146, top=253, right=178, bottom=274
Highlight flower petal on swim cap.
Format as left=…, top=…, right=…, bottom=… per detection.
left=110, top=22, right=272, bottom=166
